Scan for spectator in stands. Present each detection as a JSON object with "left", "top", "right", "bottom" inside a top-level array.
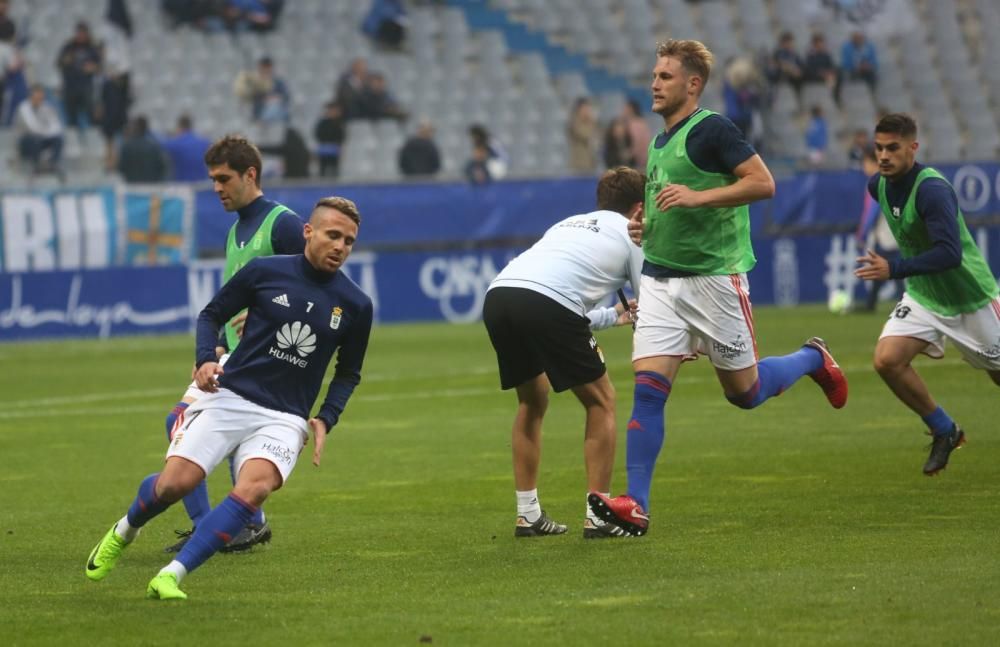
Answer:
[
  {"left": 362, "top": 0, "right": 406, "bottom": 50},
  {"left": 766, "top": 31, "right": 804, "bottom": 94},
  {"left": 723, "top": 56, "right": 762, "bottom": 145},
  {"left": 0, "top": 0, "right": 12, "bottom": 39},
  {"left": 804, "top": 105, "right": 828, "bottom": 166},
  {"left": 840, "top": 31, "right": 878, "bottom": 91},
  {"left": 360, "top": 71, "right": 406, "bottom": 121},
  {"left": 259, "top": 125, "right": 310, "bottom": 178},
  {"left": 621, "top": 98, "right": 650, "bottom": 169},
  {"left": 224, "top": 0, "right": 284, "bottom": 33},
  {"left": 56, "top": 21, "right": 102, "bottom": 131},
  {"left": 117, "top": 115, "right": 168, "bottom": 183},
  {"left": 162, "top": 114, "right": 211, "bottom": 181},
  {"left": 846, "top": 128, "right": 871, "bottom": 169},
  {"left": 469, "top": 123, "right": 508, "bottom": 179},
  {"left": 465, "top": 140, "right": 492, "bottom": 185},
  {"left": 99, "top": 0, "right": 133, "bottom": 171},
  {"left": 398, "top": 118, "right": 441, "bottom": 177},
  {"left": 803, "top": 33, "right": 837, "bottom": 89},
  {"left": 336, "top": 58, "right": 369, "bottom": 120},
  {"left": 161, "top": 0, "right": 224, "bottom": 31},
  {"left": 234, "top": 56, "right": 290, "bottom": 123},
  {"left": 0, "top": 0, "right": 23, "bottom": 126},
  {"left": 15, "top": 85, "right": 64, "bottom": 176},
  {"left": 566, "top": 97, "right": 598, "bottom": 174},
  {"left": 602, "top": 116, "right": 634, "bottom": 169},
  {"left": 314, "top": 100, "right": 345, "bottom": 177}
]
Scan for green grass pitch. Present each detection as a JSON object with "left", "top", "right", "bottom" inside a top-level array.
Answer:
[{"left": 1, "top": 305, "right": 997, "bottom": 645}]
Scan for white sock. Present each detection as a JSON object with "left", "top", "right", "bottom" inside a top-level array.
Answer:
[
  {"left": 586, "top": 492, "right": 610, "bottom": 524},
  {"left": 516, "top": 489, "right": 541, "bottom": 523},
  {"left": 159, "top": 560, "right": 188, "bottom": 583},
  {"left": 114, "top": 516, "right": 140, "bottom": 543}
]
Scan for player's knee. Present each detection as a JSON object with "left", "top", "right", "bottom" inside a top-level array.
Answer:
[
  {"left": 155, "top": 476, "right": 193, "bottom": 503},
  {"left": 234, "top": 481, "right": 273, "bottom": 507},
  {"left": 872, "top": 353, "right": 897, "bottom": 377}
]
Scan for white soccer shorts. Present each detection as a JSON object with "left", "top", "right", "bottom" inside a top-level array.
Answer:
[
  {"left": 633, "top": 273, "right": 758, "bottom": 370},
  {"left": 181, "top": 353, "right": 231, "bottom": 401},
  {"left": 880, "top": 292, "right": 1000, "bottom": 370},
  {"left": 166, "top": 388, "right": 309, "bottom": 485}
]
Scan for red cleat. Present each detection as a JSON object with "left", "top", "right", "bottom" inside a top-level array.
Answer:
[
  {"left": 587, "top": 493, "right": 649, "bottom": 536},
  {"left": 805, "top": 337, "right": 848, "bottom": 409}
]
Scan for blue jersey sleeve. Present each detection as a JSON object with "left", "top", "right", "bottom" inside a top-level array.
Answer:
[
  {"left": 272, "top": 211, "right": 306, "bottom": 255},
  {"left": 688, "top": 114, "right": 756, "bottom": 174},
  {"left": 888, "top": 178, "right": 962, "bottom": 278},
  {"left": 316, "top": 297, "right": 374, "bottom": 431},
  {"left": 195, "top": 260, "right": 261, "bottom": 366}
]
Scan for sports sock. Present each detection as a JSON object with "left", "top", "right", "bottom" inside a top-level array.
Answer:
[
  {"left": 516, "top": 489, "right": 541, "bottom": 523},
  {"left": 159, "top": 560, "right": 188, "bottom": 583},
  {"left": 164, "top": 401, "right": 188, "bottom": 441},
  {"left": 587, "top": 492, "right": 610, "bottom": 523},
  {"left": 126, "top": 473, "right": 172, "bottom": 528},
  {"left": 626, "top": 371, "right": 671, "bottom": 512},
  {"left": 174, "top": 493, "right": 256, "bottom": 573},
  {"left": 229, "top": 455, "right": 265, "bottom": 526},
  {"left": 726, "top": 348, "right": 823, "bottom": 409},
  {"left": 114, "top": 515, "right": 140, "bottom": 542},
  {"left": 922, "top": 406, "right": 955, "bottom": 436}
]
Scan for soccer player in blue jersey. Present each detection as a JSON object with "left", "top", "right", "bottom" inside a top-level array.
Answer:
[
  {"left": 589, "top": 40, "right": 848, "bottom": 536},
  {"left": 163, "top": 135, "right": 305, "bottom": 554},
  {"left": 855, "top": 113, "right": 1000, "bottom": 475},
  {"left": 86, "top": 197, "right": 373, "bottom": 600}
]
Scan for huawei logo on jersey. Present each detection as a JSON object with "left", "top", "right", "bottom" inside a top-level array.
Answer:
[{"left": 269, "top": 321, "right": 316, "bottom": 367}]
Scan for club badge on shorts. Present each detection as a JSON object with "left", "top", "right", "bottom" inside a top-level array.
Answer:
[{"left": 330, "top": 306, "right": 343, "bottom": 329}]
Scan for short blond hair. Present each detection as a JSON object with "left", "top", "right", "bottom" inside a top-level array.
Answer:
[
  {"left": 313, "top": 196, "right": 361, "bottom": 226},
  {"left": 656, "top": 39, "right": 714, "bottom": 92}
]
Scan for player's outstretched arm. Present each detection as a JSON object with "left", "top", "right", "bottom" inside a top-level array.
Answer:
[{"left": 308, "top": 418, "right": 328, "bottom": 466}]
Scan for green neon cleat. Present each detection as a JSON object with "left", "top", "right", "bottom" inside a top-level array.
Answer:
[
  {"left": 146, "top": 573, "right": 188, "bottom": 601},
  {"left": 85, "top": 524, "right": 129, "bottom": 581}
]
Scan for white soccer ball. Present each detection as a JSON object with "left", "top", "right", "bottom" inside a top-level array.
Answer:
[{"left": 827, "top": 289, "right": 851, "bottom": 314}]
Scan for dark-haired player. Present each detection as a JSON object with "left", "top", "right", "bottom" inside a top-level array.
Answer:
[
  {"left": 856, "top": 113, "right": 1000, "bottom": 475},
  {"left": 163, "top": 135, "right": 304, "bottom": 553},
  {"left": 86, "top": 198, "right": 373, "bottom": 600}
]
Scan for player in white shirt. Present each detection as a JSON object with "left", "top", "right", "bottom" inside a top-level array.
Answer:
[{"left": 483, "top": 166, "right": 644, "bottom": 539}]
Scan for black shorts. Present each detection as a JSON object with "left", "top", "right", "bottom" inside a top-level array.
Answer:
[{"left": 482, "top": 287, "right": 606, "bottom": 392}]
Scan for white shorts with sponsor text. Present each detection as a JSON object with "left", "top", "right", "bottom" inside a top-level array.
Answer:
[
  {"left": 879, "top": 292, "right": 1000, "bottom": 370},
  {"left": 166, "top": 388, "right": 309, "bottom": 485},
  {"left": 633, "top": 273, "right": 758, "bottom": 370}
]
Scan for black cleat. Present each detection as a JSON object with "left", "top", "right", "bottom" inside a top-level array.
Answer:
[
  {"left": 514, "top": 510, "right": 567, "bottom": 537},
  {"left": 164, "top": 528, "right": 194, "bottom": 553},
  {"left": 220, "top": 522, "right": 273, "bottom": 553},
  {"left": 923, "top": 425, "right": 965, "bottom": 476},
  {"left": 582, "top": 518, "right": 628, "bottom": 539}
]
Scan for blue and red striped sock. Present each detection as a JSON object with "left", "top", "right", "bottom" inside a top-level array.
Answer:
[
  {"left": 726, "top": 348, "right": 823, "bottom": 409},
  {"left": 174, "top": 493, "right": 257, "bottom": 573},
  {"left": 126, "top": 473, "right": 172, "bottom": 528},
  {"left": 625, "top": 371, "right": 672, "bottom": 511}
]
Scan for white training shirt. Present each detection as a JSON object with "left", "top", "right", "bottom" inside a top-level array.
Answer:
[{"left": 489, "top": 209, "right": 643, "bottom": 330}]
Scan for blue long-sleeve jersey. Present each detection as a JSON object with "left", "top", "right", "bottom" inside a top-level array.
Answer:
[
  {"left": 866, "top": 162, "right": 961, "bottom": 278},
  {"left": 196, "top": 255, "right": 373, "bottom": 431}
]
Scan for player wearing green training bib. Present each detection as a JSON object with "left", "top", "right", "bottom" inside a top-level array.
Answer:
[
  {"left": 589, "top": 40, "right": 849, "bottom": 537},
  {"left": 856, "top": 113, "right": 1000, "bottom": 476},
  {"left": 161, "top": 135, "right": 304, "bottom": 553}
]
